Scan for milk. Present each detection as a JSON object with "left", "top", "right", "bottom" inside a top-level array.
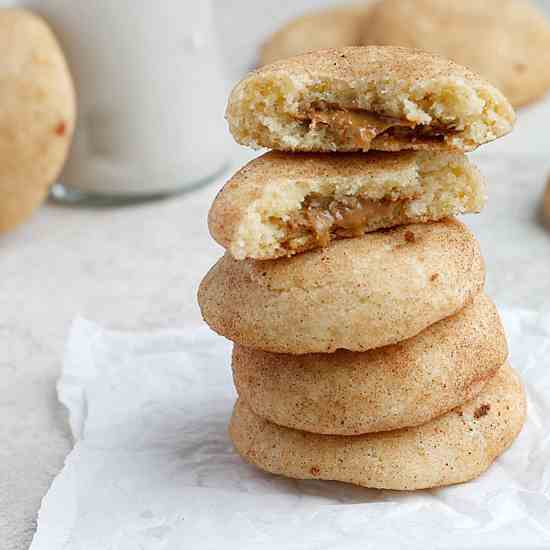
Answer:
[{"left": 21, "top": 0, "right": 230, "bottom": 197}]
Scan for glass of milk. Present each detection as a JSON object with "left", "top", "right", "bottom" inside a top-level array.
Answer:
[{"left": 20, "top": 0, "right": 231, "bottom": 203}]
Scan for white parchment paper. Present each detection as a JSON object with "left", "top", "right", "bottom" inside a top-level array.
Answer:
[{"left": 30, "top": 309, "right": 550, "bottom": 550}]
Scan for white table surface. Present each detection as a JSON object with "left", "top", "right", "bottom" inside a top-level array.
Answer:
[{"left": 3, "top": 1, "right": 550, "bottom": 547}]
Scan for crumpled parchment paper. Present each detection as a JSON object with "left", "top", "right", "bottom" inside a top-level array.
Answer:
[{"left": 30, "top": 308, "right": 550, "bottom": 549}]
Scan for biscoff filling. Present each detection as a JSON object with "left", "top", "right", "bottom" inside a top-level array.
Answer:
[
  {"left": 295, "top": 103, "right": 458, "bottom": 148},
  {"left": 280, "top": 193, "right": 411, "bottom": 249}
]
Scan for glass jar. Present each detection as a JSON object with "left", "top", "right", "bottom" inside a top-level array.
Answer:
[{"left": 21, "top": 0, "right": 230, "bottom": 204}]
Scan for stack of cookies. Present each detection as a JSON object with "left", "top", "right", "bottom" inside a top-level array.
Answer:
[{"left": 198, "top": 47, "right": 527, "bottom": 490}]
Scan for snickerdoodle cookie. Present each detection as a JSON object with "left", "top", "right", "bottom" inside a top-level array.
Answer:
[
  {"left": 227, "top": 46, "right": 515, "bottom": 153},
  {"left": 209, "top": 150, "right": 485, "bottom": 260},
  {"left": 260, "top": 5, "right": 369, "bottom": 66},
  {"left": 230, "top": 363, "right": 526, "bottom": 490},
  {"left": 198, "top": 219, "right": 485, "bottom": 354},
  {"left": 232, "top": 294, "right": 507, "bottom": 435},
  {"left": 0, "top": 9, "right": 75, "bottom": 234},
  {"left": 361, "top": 0, "right": 550, "bottom": 108}
]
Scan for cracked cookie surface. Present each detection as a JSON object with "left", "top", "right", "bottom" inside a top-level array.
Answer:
[
  {"left": 232, "top": 294, "right": 507, "bottom": 435},
  {"left": 230, "top": 363, "right": 526, "bottom": 490},
  {"left": 199, "top": 219, "right": 485, "bottom": 354}
]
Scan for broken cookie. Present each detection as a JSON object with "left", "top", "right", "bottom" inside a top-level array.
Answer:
[
  {"left": 226, "top": 46, "right": 515, "bottom": 153},
  {"left": 209, "top": 150, "right": 485, "bottom": 260}
]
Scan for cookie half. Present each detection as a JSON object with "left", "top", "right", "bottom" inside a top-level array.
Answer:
[
  {"left": 0, "top": 9, "right": 76, "bottom": 234},
  {"left": 230, "top": 363, "right": 526, "bottom": 491},
  {"left": 226, "top": 46, "right": 515, "bottom": 153},
  {"left": 209, "top": 150, "right": 485, "bottom": 260},
  {"left": 233, "top": 294, "right": 507, "bottom": 435},
  {"left": 362, "top": 0, "right": 550, "bottom": 108},
  {"left": 198, "top": 219, "right": 485, "bottom": 354},
  {"left": 260, "top": 5, "right": 369, "bottom": 67}
]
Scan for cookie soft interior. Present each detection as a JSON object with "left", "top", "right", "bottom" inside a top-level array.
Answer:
[
  {"left": 223, "top": 152, "right": 485, "bottom": 260},
  {"left": 293, "top": 100, "right": 461, "bottom": 150},
  {"left": 227, "top": 47, "right": 515, "bottom": 153}
]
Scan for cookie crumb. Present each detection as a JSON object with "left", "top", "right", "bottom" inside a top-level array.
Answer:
[
  {"left": 430, "top": 273, "right": 439, "bottom": 282},
  {"left": 404, "top": 230, "right": 415, "bottom": 243},
  {"left": 474, "top": 404, "right": 491, "bottom": 419},
  {"left": 310, "top": 466, "right": 321, "bottom": 476}
]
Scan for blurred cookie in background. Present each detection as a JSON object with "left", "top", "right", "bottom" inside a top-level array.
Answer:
[
  {"left": 260, "top": 4, "right": 369, "bottom": 66},
  {"left": 0, "top": 9, "right": 75, "bottom": 235},
  {"left": 361, "top": 0, "right": 550, "bottom": 108}
]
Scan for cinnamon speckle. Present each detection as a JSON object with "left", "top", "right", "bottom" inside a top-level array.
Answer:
[
  {"left": 514, "top": 63, "right": 527, "bottom": 73},
  {"left": 430, "top": 273, "right": 439, "bottom": 282},
  {"left": 474, "top": 404, "right": 491, "bottom": 419},
  {"left": 404, "top": 230, "right": 415, "bottom": 243},
  {"left": 55, "top": 122, "right": 67, "bottom": 136}
]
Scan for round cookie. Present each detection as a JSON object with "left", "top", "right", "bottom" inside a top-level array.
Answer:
[
  {"left": 230, "top": 363, "right": 526, "bottom": 491},
  {"left": 260, "top": 5, "right": 369, "bottom": 67},
  {"left": 232, "top": 294, "right": 507, "bottom": 435},
  {"left": 0, "top": 9, "right": 76, "bottom": 235},
  {"left": 198, "top": 218, "right": 485, "bottom": 354},
  {"left": 227, "top": 46, "right": 515, "bottom": 154},
  {"left": 361, "top": 0, "right": 550, "bottom": 108}
]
